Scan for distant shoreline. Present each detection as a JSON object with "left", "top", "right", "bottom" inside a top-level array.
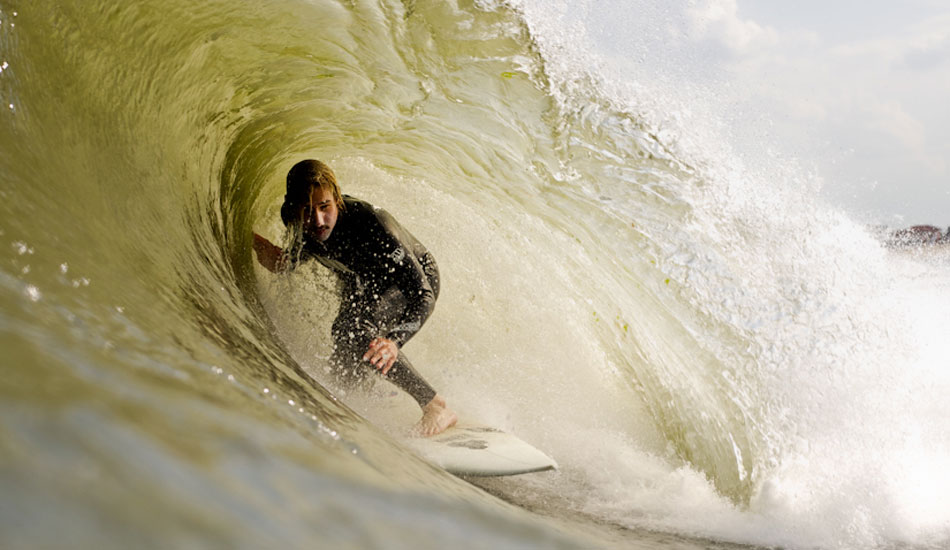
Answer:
[{"left": 876, "top": 224, "right": 950, "bottom": 248}]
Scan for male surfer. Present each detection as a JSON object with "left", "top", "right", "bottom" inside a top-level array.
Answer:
[{"left": 252, "top": 159, "right": 458, "bottom": 437}]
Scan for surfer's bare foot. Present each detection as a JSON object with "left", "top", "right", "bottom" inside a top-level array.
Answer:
[{"left": 413, "top": 394, "right": 457, "bottom": 437}]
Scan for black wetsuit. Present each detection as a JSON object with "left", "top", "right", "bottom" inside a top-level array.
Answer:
[{"left": 294, "top": 196, "right": 439, "bottom": 406}]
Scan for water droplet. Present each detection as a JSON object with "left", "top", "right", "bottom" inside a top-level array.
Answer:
[
  {"left": 25, "top": 285, "right": 40, "bottom": 301},
  {"left": 12, "top": 241, "right": 32, "bottom": 255}
]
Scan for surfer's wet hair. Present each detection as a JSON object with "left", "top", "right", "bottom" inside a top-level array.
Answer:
[{"left": 280, "top": 159, "right": 345, "bottom": 226}]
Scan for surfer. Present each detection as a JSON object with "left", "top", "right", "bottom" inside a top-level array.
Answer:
[{"left": 252, "top": 159, "right": 458, "bottom": 437}]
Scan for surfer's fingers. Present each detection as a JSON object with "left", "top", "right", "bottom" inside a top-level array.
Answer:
[
  {"left": 366, "top": 347, "right": 386, "bottom": 367},
  {"left": 378, "top": 350, "right": 395, "bottom": 370},
  {"left": 363, "top": 338, "right": 397, "bottom": 373},
  {"left": 367, "top": 346, "right": 395, "bottom": 372},
  {"left": 362, "top": 339, "right": 382, "bottom": 361}
]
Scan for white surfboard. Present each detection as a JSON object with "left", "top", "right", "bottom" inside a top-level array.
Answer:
[{"left": 405, "top": 423, "right": 557, "bottom": 476}]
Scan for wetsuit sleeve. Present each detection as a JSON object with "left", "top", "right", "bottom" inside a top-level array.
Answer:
[{"left": 373, "top": 209, "right": 437, "bottom": 348}]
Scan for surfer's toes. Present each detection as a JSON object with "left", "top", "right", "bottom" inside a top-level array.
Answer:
[
  {"left": 435, "top": 409, "right": 458, "bottom": 435},
  {"left": 420, "top": 410, "right": 457, "bottom": 437},
  {"left": 415, "top": 397, "right": 458, "bottom": 437}
]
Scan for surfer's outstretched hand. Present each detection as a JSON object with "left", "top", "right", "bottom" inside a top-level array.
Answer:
[
  {"left": 252, "top": 233, "right": 283, "bottom": 272},
  {"left": 363, "top": 337, "right": 398, "bottom": 374}
]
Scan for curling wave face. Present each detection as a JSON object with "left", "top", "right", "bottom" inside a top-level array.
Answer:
[{"left": 3, "top": 1, "right": 950, "bottom": 549}]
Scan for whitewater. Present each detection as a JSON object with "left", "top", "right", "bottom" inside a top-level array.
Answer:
[{"left": 2, "top": 0, "right": 950, "bottom": 548}]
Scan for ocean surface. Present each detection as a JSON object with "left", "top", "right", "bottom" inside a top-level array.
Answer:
[{"left": 2, "top": 0, "right": 950, "bottom": 548}]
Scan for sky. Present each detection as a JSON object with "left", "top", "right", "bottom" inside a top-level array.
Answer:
[{"left": 584, "top": 0, "right": 950, "bottom": 226}]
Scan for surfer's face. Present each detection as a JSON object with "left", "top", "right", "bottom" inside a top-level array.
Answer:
[{"left": 302, "top": 186, "right": 339, "bottom": 242}]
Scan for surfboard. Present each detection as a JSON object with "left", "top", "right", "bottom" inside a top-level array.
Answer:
[{"left": 405, "top": 423, "right": 557, "bottom": 476}]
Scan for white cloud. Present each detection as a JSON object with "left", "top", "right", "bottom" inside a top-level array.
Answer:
[
  {"left": 897, "top": 17, "right": 950, "bottom": 71},
  {"left": 584, "top": 0, "right": 950, "bottom": 220},
  {"left": 828, "top": 12, "right": 950, "bottom": 71},
  {"left": 685, "top": 0, "right": 779, "bottom": 53},
  {"left": 899, "top": 42, "right": 950, "bottom": 71},
  {"left": 863, "top": 98, "right": 928, "bottom": 152}
]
